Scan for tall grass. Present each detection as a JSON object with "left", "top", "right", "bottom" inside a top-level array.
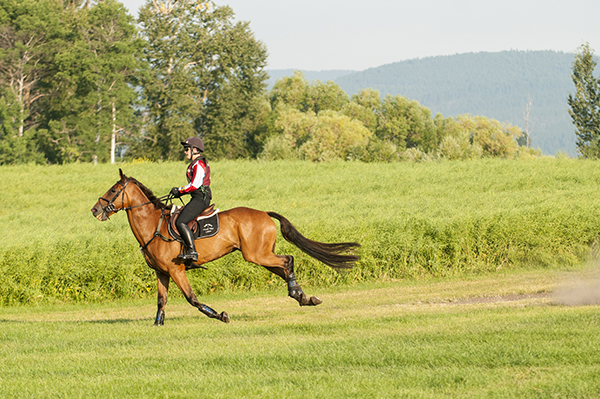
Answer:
[{"left": 2, "top": 158, "right": 600, "bottom": 304}]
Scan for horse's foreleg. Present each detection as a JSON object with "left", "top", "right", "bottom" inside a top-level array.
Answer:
[
  {"left": 170, "top": 269, "right": 230, "bottom": 323},
  {"left": 154, "top": 271, "right": 170, "bottom": 326}
]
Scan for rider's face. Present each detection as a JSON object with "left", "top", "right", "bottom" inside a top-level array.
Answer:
[{"left": 184, "top": 146, "right": 192, "bottom": 160}]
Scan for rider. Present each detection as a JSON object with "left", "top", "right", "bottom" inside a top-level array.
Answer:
[{"left": 170, "top": 136, "right": 212, "bottom": 262}]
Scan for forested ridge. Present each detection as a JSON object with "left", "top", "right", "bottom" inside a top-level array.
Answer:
[{"left": 270, "top": 51, "right": 585, "bottom": 156}]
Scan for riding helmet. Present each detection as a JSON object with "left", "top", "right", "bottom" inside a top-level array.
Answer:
[{"left": 181, "top": 136, "right": 204, "bottom": 152}]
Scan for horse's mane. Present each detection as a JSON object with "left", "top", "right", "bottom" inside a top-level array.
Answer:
[{"left": 128, "top": 176, "right": 169, "bottom": 210}]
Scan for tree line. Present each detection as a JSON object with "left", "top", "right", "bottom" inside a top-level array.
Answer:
[{"left": 0, "top": 0, "right": 542, "bottom": 165}]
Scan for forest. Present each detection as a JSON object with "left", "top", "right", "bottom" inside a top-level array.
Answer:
[{"left": 0, "top": 0, "right": 546, "bottom": 165}]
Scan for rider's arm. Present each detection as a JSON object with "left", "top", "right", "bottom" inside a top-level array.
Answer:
[{"left": 179, "top": 161, "right": 206, "bottom": 194}]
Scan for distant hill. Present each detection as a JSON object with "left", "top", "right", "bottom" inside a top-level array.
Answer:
[{"left": 268, "top": 51, "right": 581, "bottom": 156}]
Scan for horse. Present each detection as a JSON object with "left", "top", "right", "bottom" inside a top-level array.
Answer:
[{"left": 91, "top": 169, "right": 360, "bottom": 325}]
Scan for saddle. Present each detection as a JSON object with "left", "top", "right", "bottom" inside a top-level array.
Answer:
[{"left": 168, "top": 204, "right": 220, "bottom": 242}]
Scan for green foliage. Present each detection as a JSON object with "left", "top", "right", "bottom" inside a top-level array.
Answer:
[
  {"left": 568, "top": 43, "right": 600, "bottom": 158},
  {"left": 0, "top": 127, "right": 45, "bottom": 165},
  {"left": 1, "top": 159, "right": 600, "bottom": 304},
  {"left": 262, "top": 107, "right": 372, "bottom": 161},
  {"left": 342, "top": 88, "right": 380, "bottom": 131},
  {"left": 0, "top": 0, "right": 143, "bottom": 164},
  {"left": 48, "top": 0, "right": 143, "bottom": 163},
  {"left": 0, "top": 0, "right": 66, "bottom": 162},
  {"left": 455, "top": 114, "right": 522, "bottom": 158},
  {"left": 264, "top": 72, "right": 527, "bottom": 162},
  {"left": 137, "top": 0, "right": 268, "bottom": 160},
  {"left": 269, "top": 71, "right": 349, "bottom": 115},
  {"left": 269, "top": 70, "right": 311, "bottom": 111},
  {"left": 377, "top": 94, "right": 438, "bottom": 151}
]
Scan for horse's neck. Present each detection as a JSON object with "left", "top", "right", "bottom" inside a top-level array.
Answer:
[{"left": 125, "top": 185, "right": 162, "bottom": 245}]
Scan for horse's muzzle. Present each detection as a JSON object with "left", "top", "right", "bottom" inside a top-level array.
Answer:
[{"left": 91, "top": 205, "right": 109, "bottom": 221}]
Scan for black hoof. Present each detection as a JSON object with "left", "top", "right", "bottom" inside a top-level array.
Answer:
[
  {"left": 292, "top": 292, "right": 322, "bottom": 307},
  {"left": 309, "top": 296, "right": 322, "bottom": 306},
  {"left": 219, "top": 312, "right": 230, "bottom": 323}
]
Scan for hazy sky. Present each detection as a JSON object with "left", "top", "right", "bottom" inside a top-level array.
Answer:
[{"left": 119, "top": 0, "right": 600, "bottom": 71}]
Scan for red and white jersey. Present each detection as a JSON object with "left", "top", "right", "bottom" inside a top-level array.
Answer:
[{"left": 179, "top": 158, "right": 210, "bottom": 194}]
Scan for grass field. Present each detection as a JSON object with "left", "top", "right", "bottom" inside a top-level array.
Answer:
[
  {"left": 2, "top": 158, "right": 600, "bottom": 304},
  {"left": 2, "top": 159, "right": 600, "bottom": 397},
  {"left": 1, "top": 269, "right": 600, "bottom": 398}
]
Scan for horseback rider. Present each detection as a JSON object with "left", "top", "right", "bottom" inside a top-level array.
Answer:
[{"left": 170, "top": 136, "right": 212, "bottom": 263}]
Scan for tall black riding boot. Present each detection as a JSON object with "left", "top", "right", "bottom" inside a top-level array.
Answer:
[{"left": 177, "top": 224, "right": 198, "bottom": 262}]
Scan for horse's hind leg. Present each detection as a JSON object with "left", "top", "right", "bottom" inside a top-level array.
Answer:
[
  {"left": 169, "top": 269, "right": 230, "bottom": 323},
  {"left": 284, "top": 256, "right": 322, "bottom": 306},
  {"left": 262, "top": 255, "right": 321, "bottom": 307}
]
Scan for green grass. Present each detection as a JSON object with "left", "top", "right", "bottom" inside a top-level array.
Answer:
[
  {"left": 2, "top": 158, "right": 600, "bottom": 304},
  {"left": 1, "top": 270, "right": 599, "bottom": 398}
]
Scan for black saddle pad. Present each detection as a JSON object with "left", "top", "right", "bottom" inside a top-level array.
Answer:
[
  {"left": 196, "top": 213, "right": 219, "bottom": 239},
  {"left": 168, "top": 212, "right": 219, "bottom": 242}
]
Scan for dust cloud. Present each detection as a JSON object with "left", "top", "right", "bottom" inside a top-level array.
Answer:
[{"left": 554, "top": 263, "right": 600, "bottom": 306}]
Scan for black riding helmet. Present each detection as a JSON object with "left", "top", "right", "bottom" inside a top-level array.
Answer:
[{"left": 181, "top": 136, "right": 204, "bottom": 152}]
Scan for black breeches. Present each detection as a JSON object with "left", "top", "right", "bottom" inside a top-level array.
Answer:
[{"left": 176, "top": 196, "right": 210, "bottom": 234}]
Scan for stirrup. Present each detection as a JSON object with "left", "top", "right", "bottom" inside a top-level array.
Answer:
[
  {"left": 177, "top": 251, "right": 198, "bottom": 262},
  {"left": 187, "top": 251, "right": 198, "bottom": 262}
]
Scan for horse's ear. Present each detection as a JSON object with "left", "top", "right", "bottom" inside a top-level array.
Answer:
[{"left": 119, "top": 168, "right": 125, "bottom": 181}]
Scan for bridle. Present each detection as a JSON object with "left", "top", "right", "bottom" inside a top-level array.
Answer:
[
  {"left": 96, "top": 178, "right": 160, "bottom": 219},
  {"left": 97, "top": 178, "right": 175, "bottom": 251}
]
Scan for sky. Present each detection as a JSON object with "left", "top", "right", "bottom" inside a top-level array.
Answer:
[{"left": 118, "top": 0, "right": 600, "bottom": 71}]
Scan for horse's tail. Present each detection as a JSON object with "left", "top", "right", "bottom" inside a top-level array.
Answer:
[{"left": 267, "top": 212, "right": 360, "bottom": 270}]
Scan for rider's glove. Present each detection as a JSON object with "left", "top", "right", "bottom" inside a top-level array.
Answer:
[{"left": 170, "top": 187, "right": 182, "bottom": 198}]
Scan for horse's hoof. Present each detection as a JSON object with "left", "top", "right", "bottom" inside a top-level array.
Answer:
[
  {"left": 309, "top": 296, "right": 322, "bottom": 306},
  {"left": 220, "top": 312, "right": 230, "bottom": 323}
]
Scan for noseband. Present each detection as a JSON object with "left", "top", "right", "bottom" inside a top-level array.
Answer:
[{"left": 97, "top": 178, "right": 131, "bottom": 217}]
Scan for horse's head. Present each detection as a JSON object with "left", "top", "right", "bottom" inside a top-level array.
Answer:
[{"left": 91, "top": 169, "right": 131, "bottom": 221}]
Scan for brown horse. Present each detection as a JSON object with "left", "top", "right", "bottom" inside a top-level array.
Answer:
[{"left": 91, "top": 170, "right": 360, "bottom": 325}]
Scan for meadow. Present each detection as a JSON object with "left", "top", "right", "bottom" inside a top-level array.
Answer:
[
  {"left": 2, "top": 158, "right": 600, "bottom": 397},
  {"left": 2, "top": 158, "right": 600, "bottom": 304},
  {"left": 1, "top": 270, "right": 599, "bottom": 398}
]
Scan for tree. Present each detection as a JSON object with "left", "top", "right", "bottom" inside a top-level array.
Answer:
[
  {"left": 435, "top": 115, "right": 482, "bottom": 160},
  {"left": 455, "top": 115, "right": 522, "bottom": 158},
  {"left": 270, "top": 72, "right": 349, "bottom": 115},
  {"left": 261, "top": 107, "right": 372, "bottom": 162},
  {"left": 0, "top": 89, "right": 45, "bottom": 164},
  {"left": 307, "top": 80, "right": 348, "bottom": 114},
  {"left": 299, "top": 110, "right": 371, "bottom": 162},
  {"left": 269, "top": 70, "right": 310, "bottom": 112},
  {"left": 138, "top": 0, "right": 268, "bottom": 160},
  {"left": 376, "top": 95, "right": 437, "bottom": 151},
  {"left": 45, "top": 0, "right": 143, "bottom": 163},
  {"left": 568, "top": 42, "right": 600, "bottom": 158},
  {"left": 342, "top": 88, "right": 380, "bottom": 131},
  {"left": 0, "top": 0, "right": 66, "bottom": 163}
]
